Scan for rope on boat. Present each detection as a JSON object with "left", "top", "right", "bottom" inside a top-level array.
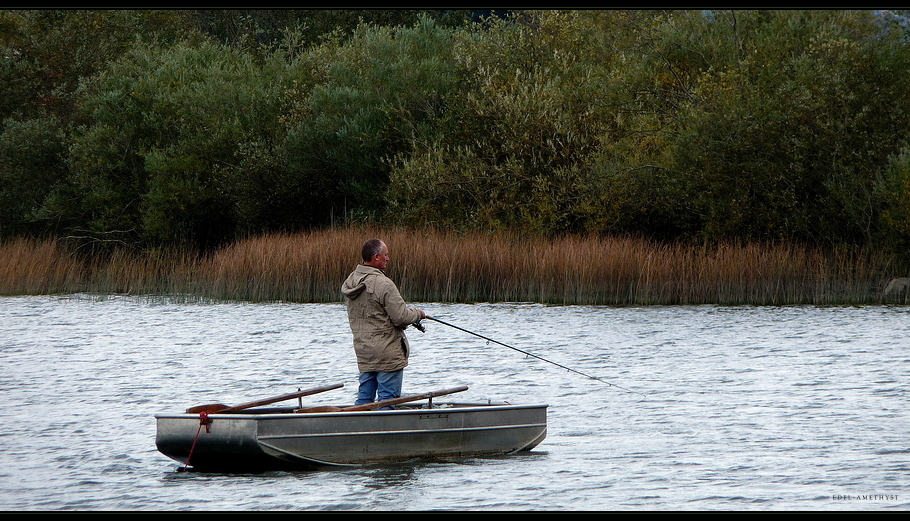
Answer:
[{"left": 180, "top": 411, "right": 212, "bottom": 472}]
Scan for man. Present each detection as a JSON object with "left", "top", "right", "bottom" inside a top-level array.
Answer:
[{"left": 341, "top": 238, "right": 426, "bottom": 406}]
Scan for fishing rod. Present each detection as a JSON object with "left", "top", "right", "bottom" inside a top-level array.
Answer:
[{"left": 423, "top": 316, "right": 645, "bottom": 396}]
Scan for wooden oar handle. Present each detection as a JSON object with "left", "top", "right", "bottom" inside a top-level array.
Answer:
[
  {"left": 329, "top": 385, "right": 469, "bottom": 412},
  {"left": 186, "top": 383, "right": 344, "bottom": 413},
  {"left": 185, "top": 403, "right": 228, "bottom": 413}
]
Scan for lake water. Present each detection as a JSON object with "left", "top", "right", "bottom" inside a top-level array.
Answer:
[{"left": 1, "top": 295, "right": 907, "bottom": 511}]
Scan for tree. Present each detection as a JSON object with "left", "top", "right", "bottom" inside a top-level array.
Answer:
[
  {"left": 386, "top": 10, "right": 618, "bottom": 234},
  {"left": 282, "top": 16, "right": 460, "bottom": 219},
  {"left": 0, "top": 10, "right": 187, "bottom": 125},
  {"left": 0, "top": 116, "right": 67, "bottom": 237},
  {"left": 66, "top": 39, "right": 297, "bottom": 248},
  {"left": 586, "top": 10, "right": 910, "bottom": 245}
]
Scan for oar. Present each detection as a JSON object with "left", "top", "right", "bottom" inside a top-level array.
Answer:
[
  {"left": 186, "top": 383, "right": 344, "bottom": 413},
  {"left": 294, "top": 385, "right": 469, "bottom": 413}
]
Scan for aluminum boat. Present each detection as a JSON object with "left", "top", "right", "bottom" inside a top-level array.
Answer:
[{"left": 155, "top": 385, "right": 547, "bottom": 472}]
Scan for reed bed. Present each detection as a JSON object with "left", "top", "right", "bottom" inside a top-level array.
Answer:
[
  {"left": 0, "top": 238, "right": 84, "bottom": 295},
  {"left": 0, "top": 229, "right": 904, "bottom": 305}
]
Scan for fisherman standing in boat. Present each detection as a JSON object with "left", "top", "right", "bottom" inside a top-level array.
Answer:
[{"left": 342, "top": 238, "right": 426, "bottom": 407}]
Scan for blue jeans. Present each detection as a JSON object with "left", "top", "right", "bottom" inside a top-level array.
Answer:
[{"left": 355, "top": 370, "right": 403, "bottom": 408}]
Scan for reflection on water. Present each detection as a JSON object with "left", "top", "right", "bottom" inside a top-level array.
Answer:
[
  {"left": 357, "top": 465, "right": 419, "bottom": 490},
  {"left": 0, "top": 295, "right": 908, "bottom": 510}
]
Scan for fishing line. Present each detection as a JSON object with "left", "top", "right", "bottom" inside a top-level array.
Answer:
[{"left": 424, "top": 316, "right": 645, "bottom": 396}]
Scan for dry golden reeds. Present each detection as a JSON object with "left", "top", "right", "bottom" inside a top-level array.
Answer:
[
  {"left": 0, "top": 237, "right": 84, "bottom": 295},
  {"left": 0, "top": 229, "right": 902, "bottom": 305}
]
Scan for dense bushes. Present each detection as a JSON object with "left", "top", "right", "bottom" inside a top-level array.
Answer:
[{"left": 1, "top": 10, "right": 910, "bottom": 252}]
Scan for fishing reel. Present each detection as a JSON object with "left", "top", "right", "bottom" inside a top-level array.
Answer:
[{"left": 412, "top": 320, "right": 426, "bottom": 333}]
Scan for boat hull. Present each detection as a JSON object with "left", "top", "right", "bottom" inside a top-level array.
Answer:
[{"left": 155, "top": 403, "right": 547, "bottom": 472}]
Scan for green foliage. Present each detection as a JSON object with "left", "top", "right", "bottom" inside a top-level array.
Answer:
[
  {"left": 182, "top": 9, "right": 470, "bottom": 53},
  {"left": 878, "top": 147, "right": 910, "bottom": 250},
  {"left": 0, "top": 10, "right": 187, "bottom": 123},
  {"left": 68, "top": 39, "right": 298, "bottom": 247},
  {"left": 595, "top": 10, "right": 910, "bottom": 245},
  {"left": 283, "top": 16, "right": 459, "bottom": 215},
  {"left": 2, "top": 9, "right": 910, "bottom": 251},
  {"left": 386, "top": 11, "right": 615, "bottom": 234},
  {"left": 0, "top": 116, "right": 67, "bottom": 237}
]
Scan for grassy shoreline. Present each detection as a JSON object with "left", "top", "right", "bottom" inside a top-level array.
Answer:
[{"left": 1, "top": 228, "right": 907, "bottom": 305}]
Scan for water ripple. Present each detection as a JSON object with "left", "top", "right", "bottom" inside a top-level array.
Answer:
[{"left": 0, "top": 296, "right": 907, "bottom": 510}]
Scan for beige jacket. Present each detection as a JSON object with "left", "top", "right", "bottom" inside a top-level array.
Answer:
[{"left": 341, "top": 265, "right": 422, "bottom": 373}]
